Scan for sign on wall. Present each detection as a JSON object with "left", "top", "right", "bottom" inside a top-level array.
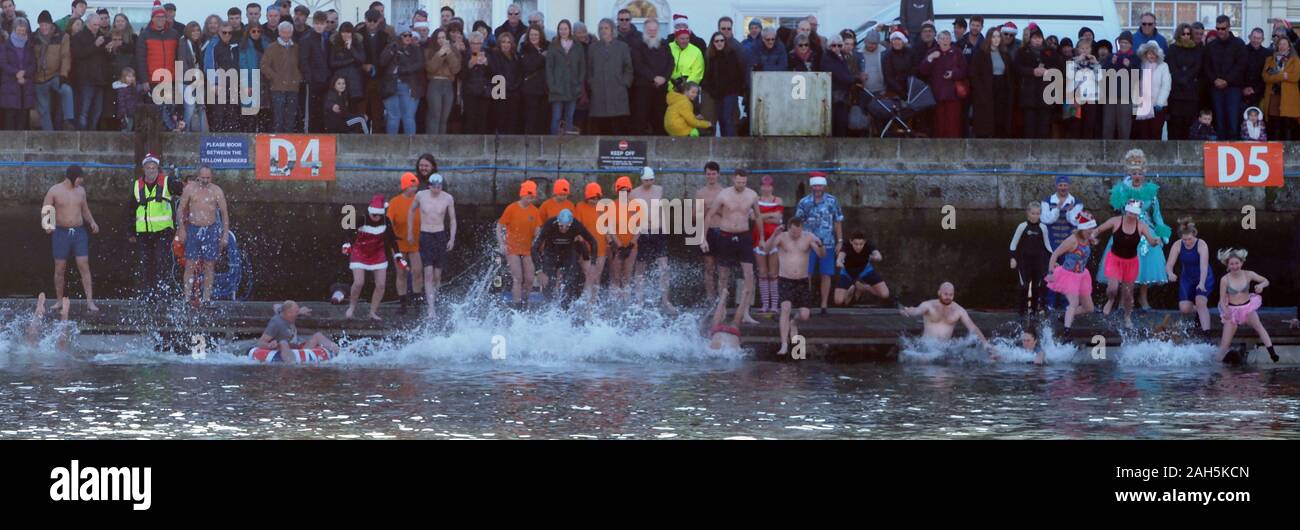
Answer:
[
  {"left": 598, "top": 139, "right": 648, "bottom": 170},
  {"left": 199, "top": 136, "right": 251, "bottom": 169},
  {"left": 255, "top": 134, "right": 337, "bottom": 181},
  {"left": 1203, "top": 142, "right": 1284, "bottom": 188}
]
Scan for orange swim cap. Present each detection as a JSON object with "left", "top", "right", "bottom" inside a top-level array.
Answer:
[
  {"left": 554, "top": 178, "right": 570, "bottom": 195},
  {"left": 400, "top": 172, "right": 419, "bottom": 191},
  {"left": 585, "top": 182, "right": 602, "bottom": 200},
  {"left": 519, "top": 180, "right": 538, "bottom": 197},
  {"left": 615, "top": 176, "right": 632, "bottom": 191}
]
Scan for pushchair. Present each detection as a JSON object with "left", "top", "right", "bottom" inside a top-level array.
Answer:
[{"left": 862, "top": 76, "right": 936, "bottom": 137}]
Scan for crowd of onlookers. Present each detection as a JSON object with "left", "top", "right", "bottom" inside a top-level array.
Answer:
[{"left": 0, "top": 1, "right": 1291, "bottom": 140}]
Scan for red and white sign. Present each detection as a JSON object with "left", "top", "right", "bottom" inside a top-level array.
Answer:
[
  {"left": 255, "top": 134, "right": 337, "bottom": 181},
  {"left": 1203, "top": 142, "right": 1284, "bottom": 187}
]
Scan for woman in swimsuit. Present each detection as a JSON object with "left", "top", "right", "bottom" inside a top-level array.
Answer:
[
  {"left": 1095, "top": 200, "right": 1162, "bottom": 328},
  {"left": 1164, "top": 218, "right": 1215, "bottom": 336},
  {"left": 752, "top": 176, "right": 784, "bottom": 314},
  {"left": 1216, "top": 248, "right": 1279, "bottom": 364},
  {"left": 1045, "top": 211, "right": 1099, "bottom": 334}
]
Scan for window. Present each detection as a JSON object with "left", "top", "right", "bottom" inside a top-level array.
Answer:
[{"left": 1116, "top": 1, "right": 1243, "bottom": 36}]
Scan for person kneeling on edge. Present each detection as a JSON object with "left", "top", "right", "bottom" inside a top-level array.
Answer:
[
  {"left": 900, "top": 282, "right": 997, "bottom": 359},
  {"left": 834, "top": 232, "right": 891, "bottom": 307},
  {"left": 763, "top": 218, "right": 824, "bottom": 356},
  {"left": 1046, "top": 211, "right": 1099, "bottom": 336},
  {"left": 533, "top": 208, "right": 599, "bottom": 308},
  {"left": 1216, "top": 248, "right": 1279, "bottom": 364},
  {"left": 255, "top": 301, "right": 340, "bottom": 362},
  {"left": 705, "top": 286, "right": 743, "bottom": 351},
  {"left": 342, "top": 194, "right": 408, "bottom": 320},
  {"left": 498, "top": 181, "right": 543, "bottom": 308}
]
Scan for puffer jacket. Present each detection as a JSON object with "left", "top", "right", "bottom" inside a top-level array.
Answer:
[
  {"left": 135, "top": 21, "right": 180, "bottom": 86},
  {"left": 33, "top": 27, "right": 71, "bottom": 83},
  {"left": 379, "top": 41, "right": 426, "bottom": 98},
  {"left": 665, "top": 89, "right": 709, "bottom": 136}
]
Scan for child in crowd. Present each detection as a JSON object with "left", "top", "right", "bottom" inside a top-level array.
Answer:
[
  {"left": 1189, "top": 109, "right": 1217, "bottom": 140},
  {"left": 1009, "top": 202, "right": 1053, "bottom": 315},
  {"left": 1240, "top": 106, "right": 1267, "bottom": 141},
  {"left": 113, "top": 67, "right": 145, "bottom": 132}
]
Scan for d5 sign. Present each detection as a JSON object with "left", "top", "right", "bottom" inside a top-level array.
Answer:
[{"left": 1203, "top": 142, "right": 1284, "bottom": 187}]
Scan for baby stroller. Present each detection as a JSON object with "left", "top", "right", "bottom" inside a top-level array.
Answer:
[{"left": 862, "top": 76, "right": 936, "bottom": 137}]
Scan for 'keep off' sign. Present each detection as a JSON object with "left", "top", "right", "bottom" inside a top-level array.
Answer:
[{"left": 1203, "top": 142, "right": 1284, "bottom": 187}]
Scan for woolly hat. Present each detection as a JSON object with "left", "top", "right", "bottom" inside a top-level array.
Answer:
[{"left": 151, "top": 0, "right": 165, "bottom": 18}]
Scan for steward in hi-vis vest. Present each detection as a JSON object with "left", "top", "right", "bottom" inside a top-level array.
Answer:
[{"left": 129, "top": 153, "right": 183, "bottom": 299}]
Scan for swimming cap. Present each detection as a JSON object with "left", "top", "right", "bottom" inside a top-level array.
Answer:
[
  {"left": 585, "top": 182, "right": 603, "bottom": 200},
  {"left": 641, "top": 167, "right": 656, "bottom": 181},
  {"left": 557, "top": 209, "right": 574, "bottom": 225},
  {"left": 554, "top": 178, "right": 571, "bottom": 195},
  {"left": 615, "top": 176, "right": 633, "bottom": 191},
  {"left": 400, "top": 172, "right": 419, "bottom": 190},
  {"left": 519, "top": 180, "right": 538, "bottom": 197},
  {"left": 428, "top": 173, "right": 444, "bottom": 186}
]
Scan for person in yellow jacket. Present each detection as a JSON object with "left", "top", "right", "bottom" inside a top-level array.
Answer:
[
  {"left": 668, "top": 28, "right": 704, "bottom": 91},
  {"left": 1261, "top": 37, "right": 1300, "bottom": 139},
  {"left": 129, "top": 153, "right": 183, "bottom": 300},
  {"left": 665, "top": 78, "right": 711, "bottom": 136}
]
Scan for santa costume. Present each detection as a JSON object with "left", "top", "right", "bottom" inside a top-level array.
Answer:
[{"left": 346, "top": 194, "right": 403, "bottom": 271}]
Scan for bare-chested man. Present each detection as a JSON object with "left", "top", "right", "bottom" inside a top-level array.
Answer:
[
  {"left": 177, "top": 165, "right": 231, "bottom": 305},
  {"left": 701, "top": 168, "right": 763, "bottom": 325},
  {"left": 630, "top": 167, "right": 675, "bottom": 312},
  {"left": 41, "top": 165, "right": 99, "bottom": 312},
  {"left": 899, "top": 282, "right": 996, "bottom": 357},
  {"left": 407, "top": 173, "right": 457, "bottom": 318},
  {"left": 763, "top": 217, "right": 823, "bottom": 355},
  {"left": 694, "top": 161, "right": 724, "bottom": 301}
]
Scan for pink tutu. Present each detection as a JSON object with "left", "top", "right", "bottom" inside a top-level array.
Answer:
[
  {"left": 1048, "top": 266, "right": 1093, "bottom": 297},
  {"left": 1221, "top": 294, "right": 1263, "bottom": 325}
]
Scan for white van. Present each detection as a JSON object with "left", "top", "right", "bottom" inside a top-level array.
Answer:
[{"left": 860, "top": 1, "right": 1124, "bottom": 45}]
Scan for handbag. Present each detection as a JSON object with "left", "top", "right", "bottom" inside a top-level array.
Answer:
[{"left": 954, "top": 79, "right": 970, "bottom": 100}]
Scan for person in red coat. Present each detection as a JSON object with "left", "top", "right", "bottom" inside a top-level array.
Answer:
[{"left": 919, "top": 30, "right": 968, "bottom": 137}]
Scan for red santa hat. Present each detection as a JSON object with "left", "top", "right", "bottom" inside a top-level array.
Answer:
[
  {"left": 673, "top": 13, "right": 689, "bottom": 28},
  {"left": 142, "top": 153, "right": 161, "bottom": 166},
  {"left": 1001, "top": 21, "right": 1017, "bottom": 33},
  {"left": 368, "top": 194, "right": 388, "bottom": 215},
  {"left": 1074, "top": 211, "right": 1097, "bottom": 230},
  {"left": 151, "top": 0, "right": 165, "bottom": 18}
]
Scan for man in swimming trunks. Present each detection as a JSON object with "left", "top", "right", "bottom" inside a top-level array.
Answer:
[
  {"left": 899, "top": 282, "right": 995, "bottom": 357},
  {"left": 177, "top": 165, "right": 231, "bottom": 306},
  {"left": 536, "top": 178, "right": 576, "bottom": 293},
  {"left": 763, "top": 218, "right": 823, "bottom": 355},
  {"left": 630, "top": 167, "right": 675, "bottom": 312},
  {"left": 388, "top": 172, "right": 423, "bottom": 315},
  {"left": 42, "top": 165, "right": 100, "bottom": 312},
  {"left": 793, "top": 172, "right": 843, "bottom": 316},
  {"left": 255, "top": 300, "right": 340, "bottom": 362},
  {"left": 834, "top": 232, "right": 890, "bottom": 306},
  {"left": 407, "top": 172, "right": 457, "bottom": 318},
  {"left": 694, "top": 161, "right": 724, "bottom": 301},
  {"left": 497, "top": 181, "right": 543, "bottom": 308},
  {"left": 533, "top": 209, "right": 599, "bottom": 308},
  {"left": 701, "top": 168, "right": 762, "bottom": 325}
]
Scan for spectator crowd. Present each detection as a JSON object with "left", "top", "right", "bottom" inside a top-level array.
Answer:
[{"left": 0, "top": 1, "right": 1290, "bottom": 141}]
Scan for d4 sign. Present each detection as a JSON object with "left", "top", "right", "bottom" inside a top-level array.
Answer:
[{"left": 1203, "top": 142, "right": 1284, "bottom": 187}]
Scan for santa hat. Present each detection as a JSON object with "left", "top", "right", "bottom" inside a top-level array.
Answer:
[
  {"left": 368, "top": 194, "right": 388, "bottom": 215},
  {"left": 1001, "top": 21, "right": 1017, "bottom": 32},
  {"left": 142, "top": 153, "right": 161, "bottom": 166},
  {"left": 1124, "top": 199, "right": 1143, "bottom": 215},
  {"left": 1074, "top": 211, "right": 1097, "bottom": 230},
  {"left": 889, "top": 31, "right": 908, "bottom": 43},
  {"left": 151, "top": 0, "right": 165, "bottom": 18},
  {"left": 808, "top": 172, "right": 828, "bottom": 187},
  {"left": 673, "top": 13, "right": 689, "bottom": 27}
]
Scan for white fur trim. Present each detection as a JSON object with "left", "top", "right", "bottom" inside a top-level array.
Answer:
[
  {"left": 349, "top": 261, "right": 390, "bottom": 271},
  {"left": 359, "top": 224, "right": 387, "bottom": 235},
  {"left": 809, "top": 176, "right": 828, "bottom": 186}
]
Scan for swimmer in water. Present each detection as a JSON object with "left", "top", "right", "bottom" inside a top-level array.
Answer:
[
  {"left": 706, "top": 287, "right": 743, "bottom": 350},
  {"left": 1021, "top": 327, "right": 1046, "bottom": 365},
  {"left": 1215, "top": 248, "right": 1278, "bottom": 364},
  {"left": 899, "top": 282, "right": 996, "bottom": 358}
]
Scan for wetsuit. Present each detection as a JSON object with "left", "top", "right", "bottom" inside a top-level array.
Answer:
[
  {"left": 1009, "top": 220, "right": 1052, "bottom": 314},
  {"left": 532, "top": 217, "right": 598, "bottom": 306}
]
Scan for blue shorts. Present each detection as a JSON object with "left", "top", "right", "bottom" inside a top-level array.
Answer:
[
  {"left": 419, "top": 230, "right": 449, "bottom": 270},
  {"left": 51, "top": 226, "right": 88, "bottom": 260},
  {"left": 836, "top": 267, "right": 884, "bottom": 289},
  {"left": 808, "top": 248, "right": 835, "bottom": 276},
  {"left": 185, "top": 223, "right": 223, "bottom": 261}
]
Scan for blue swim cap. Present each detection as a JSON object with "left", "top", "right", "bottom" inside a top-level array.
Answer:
[{"left": 557, "top": 209, "right": 574, "bottom": 225}]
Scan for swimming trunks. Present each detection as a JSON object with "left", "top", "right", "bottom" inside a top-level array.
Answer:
[
  {"left": 185, "top": 222, "right": 223, "bottom": 261},
  {"left": 778, "top": 276, "right": 814, "bottom": 309},
  {"left": 51, "top": 226, "right": 88, "bottom": 260},
  {"left": 419, "top": 230, "right": 450, "bottom": 270},
  {"left": 710, "top": 323, "right": 741, "bottom": 337},
  {"left": 715, "top": 230, "right": 755, "bottom": 268},
  {"left": 701, "top": 227, "right": 720, "bottom": 256},
  {"left": 637, "top": 233, "right": 668, "bottom": 262}
]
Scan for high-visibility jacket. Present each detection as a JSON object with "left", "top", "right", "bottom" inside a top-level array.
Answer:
[
  {"left": 134, "top": 177, "right": 174, "bottom": 233},
  {"left": 669, "top": 40, "right": 704, "bottom": 91}
]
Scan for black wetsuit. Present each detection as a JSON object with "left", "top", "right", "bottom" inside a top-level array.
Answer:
[
  {"left": 1009, "top": 220, "right": 1052, "bottom": 314},
  {"left": 532, "top": 218, "right": 598, "bottom": 306}
]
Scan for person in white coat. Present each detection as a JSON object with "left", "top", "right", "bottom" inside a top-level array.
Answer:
[{"left": 1134, "top": 41, "right": 1171, "bottom": 139}]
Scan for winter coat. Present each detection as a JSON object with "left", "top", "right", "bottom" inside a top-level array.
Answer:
[
  {"left": 70, "top": 28, "right": 111, "bottom": 86},
  {"left": 631, "top": 38, "right": 671, "bottom": 89},
  {"left": 1016, "top": 45, "right": 1050, "bottom": 108},
  {"left": 586, "top": 38, "right": 632, "bottom": 118},
  {"left": 545, "top": 38, "right": 585, "bottom": 102},
  {"left": 1261, "top": 52, "right": 1300, "bottom": 118},
  {"left": 379, "top": 42, "right": 426, "bottom": 98},
  {"left": 135, "top": 22, "right": 180, "bottom": 86},
  {"left": 704, "top": 46, "right": 745, "bottom": 98},
  {"left": 33, "top": 27, "right": 71, "bottom": 83},
  {"left": 299, "top": 29, "right": 333, "bottom": 90},
  {"left": 665, "top": 89, "right": 709, "bottom": 136},
  {"left": 328, "top": 34, "right": 365, "bottom": 97},
  {"left": 751, "top": 41, "right": 788, "bottom": 72},
  {"left": 520, "top": 45, "right": 548, "bottom": 97},
  {"left": 918, "top": 45, "right": 967, "bottom": 102},
  {"left": 260, "top": 39, "right": 302, "bottom": 92},
  {"left": 882, "top": 46, "right": 913, "bottom": 96},
  {"left": 0, "top": 40, "right": 37, "bottom": 109},
  {"left": 1166, "top": 42, "right": 1203, "bottom": 103},
  {"left": 1203, "top": 34, "right": 1247, "bottom": 88}
]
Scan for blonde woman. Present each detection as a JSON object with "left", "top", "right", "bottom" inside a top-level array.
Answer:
[{"left": 1215, "top": 248, "right": 1278, "bottom": 364}]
